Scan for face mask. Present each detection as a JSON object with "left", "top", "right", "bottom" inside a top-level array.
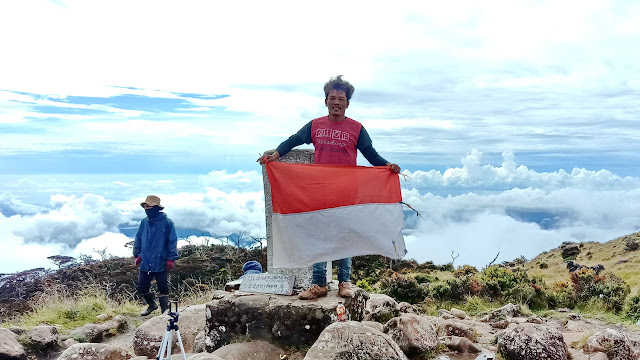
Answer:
[{"left": 145, "top": 207, "right": 162, "bottom": 218}]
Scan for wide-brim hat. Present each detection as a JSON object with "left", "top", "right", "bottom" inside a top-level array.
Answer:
[{"left": 140, "top": 195, "right": 164, "bottom": 209}]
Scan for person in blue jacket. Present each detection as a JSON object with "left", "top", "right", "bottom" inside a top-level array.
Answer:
[{"left": 133, "top": 195, "right": 178, "bottom": 316}]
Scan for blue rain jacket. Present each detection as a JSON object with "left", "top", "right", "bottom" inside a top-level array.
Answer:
[{"left": 133, "top": 211, "right": 178, "bottom": 273}]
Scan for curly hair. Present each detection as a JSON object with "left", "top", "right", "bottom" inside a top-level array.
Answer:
[{"left": 323, "top": 75, "right": 355, "bottom": 101}]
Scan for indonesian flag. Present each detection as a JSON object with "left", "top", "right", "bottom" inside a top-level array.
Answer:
[{"left": 266, "top": 162, "right": 407, "bottom": 268}]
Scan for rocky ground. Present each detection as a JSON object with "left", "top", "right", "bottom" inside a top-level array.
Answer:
[{"left": 4, "top": 291, "right": 640, "bottom": 360}]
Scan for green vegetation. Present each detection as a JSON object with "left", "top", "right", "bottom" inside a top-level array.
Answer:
[
  {"left": 4, "top": 232, "right": 640, "bottom": 347},
  {"left": 3, "top": 284, "right": 139, "bottom": 332}
]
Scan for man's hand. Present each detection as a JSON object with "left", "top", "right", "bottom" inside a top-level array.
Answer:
[
  {"left": 257, "top": 151, "right": 280, "bottom": 165},
  {"left": 135, "top": 256, "right": 142, "bottom": 267},
  {"left": 386, "top": 162, "right": 401, "bottom": 173},
  {"left": 166, "top": 260, "right": 175, "bottom": 271}
]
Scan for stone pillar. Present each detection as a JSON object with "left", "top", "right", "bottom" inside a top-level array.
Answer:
[{"left": 261, "top": 149, "right": 332, "bottom": 291}]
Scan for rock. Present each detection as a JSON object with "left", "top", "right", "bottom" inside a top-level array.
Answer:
[
  {"left": 8, "top": 327, "right": 26, "bottom": 335},
  {"left": 491, "top": 320, "right": 510, "bottom": 329},
  {"left": 0, "top": 327, "right": 27, "bottom": 360},
  {"left": 566, "top": 313, "right": 581, "bottom": 320},
  {"left": 192, "top": 329, "right": 206, "bottom": 353},
  {"left": 96, "top": 314, "right": 110, "bottom": 321},
  {"left": 450, "top": 308, "right": 468, "bottom": 319},
  {"left": 361, "top": 321, "right": 384, "bottom": 332},
  {"left": 62, "top": 338, "right": 79, "bottom": 348},
  {"left": 211, "top": 340, "right": 288, "bottom": 360},
  {"left": 441, "top": 320, "right": 475, "bottom": 341},
  {"left": 304, "top": 321, "right": 408, "bottom": 360},
  {"left": 212, "top": 290, "right": 228, "bottom": 300},
  {"left": 134, "top": 304, "right": 206, "bottom": 357},
  {"left": 28, "top": 324, "right": 58, "bottom": 350},
  {"left": 584, "top": 328, "right": 639, "bottom": 360},
  {"left": 205, "top": 289, "right": 369, "bottom": 351},
  {"left": 383, "top": 314, "right": 439, "bottom": 357},
  {"left": 57, "top": 343, "right": 133, "bottom": 360},
  {"left": 363, "top": 294, "right": 398, "bottom": 323},
  {"left": 189, "top": 353, "right": 225, "bottom": 360},
  {"left": 442, "top": 335, "right": 482, "bottom": 353},
  {"left": 440, "top": 312, "right": 456, "bottom": 320},
  {"left": 526, "top": 315, "right": 544, "bottom": 324},
  {"left": 590, "top": 352, "right": 609, "bottom": 360},
  {"left": 497, "top": 323, "right": 568, "bottom": 360},
  {"left": 70, "top": 314, "right": 128, "bottom": 342},
  {"left": 482, "top": 303, "right": 522, "bottom": 322},
  {"left": 397, "top": 302, "right": 419, "bottom": 315}
]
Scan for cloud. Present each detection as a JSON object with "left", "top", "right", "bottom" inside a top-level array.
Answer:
[
  {"left": 71, "top": 232, "right": 133, "bottom": 260},
  {"left": 8, "top": 194, "right": 122, "bottom": 247},
  {"left": 402, "top": 150, "right": 640, "bottom": 194}
]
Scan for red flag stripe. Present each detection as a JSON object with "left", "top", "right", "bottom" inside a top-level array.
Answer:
[{"left": 266, "top": 162, "right": 402, "bottom": 214}]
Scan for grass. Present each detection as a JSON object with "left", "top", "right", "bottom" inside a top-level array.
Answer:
[
  {"left": 1, "top": 284, "right": 140, "bottom": 333},
  {"left": 526, "top": 233, "right": 640, "bottom": 295}
]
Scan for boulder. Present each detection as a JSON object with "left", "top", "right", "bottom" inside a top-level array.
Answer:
[
  {"left": 450, "top": 308, "right": 468, "bottom": 319},
  {"left": 205, "top": 289, "right": 369, "bottom": 351},
  {"left": 0, "top": 327, "right": 27, "bottom": 360},
  {"left": 584, "top": 328, "right": 639, "bottom": 360},
  {"left": 482, "top": 303, "right": 522, "bottom": 322},
  {"left": 361, "top": 321, "right": 384, "bottom": 332},
  {"left": 211, "top": 340, "right": 288, "bottom": 360},
  {"left": 188, "top": 353, "right": 225, "bottom": 360},
  {"left": 397, "top": 302, "right": 419, "bottom": 315},
  {"left": 363, "top": 294, "right": 398, "bottom": 323},
  {"left": 438, "top": 308, "right": 461, "bottom": 320},
  {"left": 383, "top": 314, "right": 439, "bottom": 357},
  {"left": 133, "top": 304, "right": 205, "bottom": 357},
  {"left": 527, "top": 315, "right": 544, "bottom": 324},
  {"left": 441, "top": 320, "right": 475, "bottom": 341},
  {"left": 491, "top": 320, "right": 510, "bottom": 329},
  {"left": 57, "top": 343, "right": 133, "bottom": 360},
  {"left": 442, "top": 335, "right": 482, "bottom": 353},
  {"left": 8, "top": 327, "right": 26, "bottom": 335},
  {"left": 69, "top": 314, "right": 128, "bottom": 342},
  {"left": 497, "top": 323, "right": 568, "bottom": 360},
  {"left": 304, "top": 321, "right": 408, "bottom": 360},
  {"left": 28, "top": 324, "right": 58, "bottom": 350}
]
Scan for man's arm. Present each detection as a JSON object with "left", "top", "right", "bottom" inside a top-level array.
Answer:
[
  {"left": 357, "top": 127, "right": 401, "bottom": 173},
  {"left": 166, "top": 220, "right": 179, "bottom": 260},
  {"left": 258, "top": 121, "right": 313, "bottom": 164},
  {"left": 133, "top": 220, "right": 144, "bottom": 258}
]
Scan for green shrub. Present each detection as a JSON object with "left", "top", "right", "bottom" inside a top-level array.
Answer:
[
  {"left": 411, "top": 273, "right": 438, "bottom": 284},
  {"left": 479, "top": 265, "right": 519, "bottom": 297},
  {"left": 355, "top": 279, "right": 374, "bottom": 293},
  {"left": 428, "top": 282, "right": 452, "bottom": 301},
  {"left": 379, "top": 272, "right": 426, "bottom": 304},
  {"left": 454, "top": 265, "right": 479, "bottom": 278},
  {"left": 570, "top": 268, "right": 630, "bottom": 312},
  {"left": 547, "top": 281, "right": 573, "bottom": 309},
  {"left": 539, "top": 261, "right": 549, "bottom": 269},
  {"left": 624, "top": 292, "right": 640, "bottom": 321}
]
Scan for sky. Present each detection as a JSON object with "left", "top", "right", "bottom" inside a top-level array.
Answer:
[{"left": 1, "top": 0, "right": 640, "bottom": 274}]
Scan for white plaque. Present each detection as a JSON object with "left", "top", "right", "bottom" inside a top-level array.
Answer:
[{"left": 239, "top": 273, "right": 295, "bottom": 295}]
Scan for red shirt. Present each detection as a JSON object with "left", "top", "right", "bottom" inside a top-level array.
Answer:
[{"left": 311, "top": 116, "right": 362, "bottom": 165}]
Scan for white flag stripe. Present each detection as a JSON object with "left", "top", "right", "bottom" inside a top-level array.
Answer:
[{"left": 272, "top": 203, "right": 406, "bottom": 268}]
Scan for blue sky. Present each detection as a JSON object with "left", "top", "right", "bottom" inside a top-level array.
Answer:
[{"left": 1, "top": 0, "right": 640, "bottom": 273}]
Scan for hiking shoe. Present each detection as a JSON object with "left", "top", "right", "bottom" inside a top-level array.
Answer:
[
  {"left": 298, "top": 284, "right": 328, "bottom": 300},
  {"left": 338, "top": 282, "right": 355, "bottom": 298}
]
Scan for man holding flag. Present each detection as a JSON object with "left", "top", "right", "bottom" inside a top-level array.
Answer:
[{"left": 258, "top": 75, "right": 401, "bottom": 300}]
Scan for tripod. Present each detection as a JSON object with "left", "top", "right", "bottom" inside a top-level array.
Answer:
[{"left": 156, "top": 301, "right": 187, "bottom": 360}]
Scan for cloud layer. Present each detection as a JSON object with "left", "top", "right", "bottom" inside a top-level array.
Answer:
[{"left": 1, "top": 151, "right": 639, "bottom": 273}]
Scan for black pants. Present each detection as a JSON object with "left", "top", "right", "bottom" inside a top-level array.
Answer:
[{"left": 138, "top": 270, "right": 169, "bottom": 295}]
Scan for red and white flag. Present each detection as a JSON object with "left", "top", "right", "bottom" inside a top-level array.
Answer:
[{"left": 266, "top": 162, "right": 407, "bottom": 268}]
